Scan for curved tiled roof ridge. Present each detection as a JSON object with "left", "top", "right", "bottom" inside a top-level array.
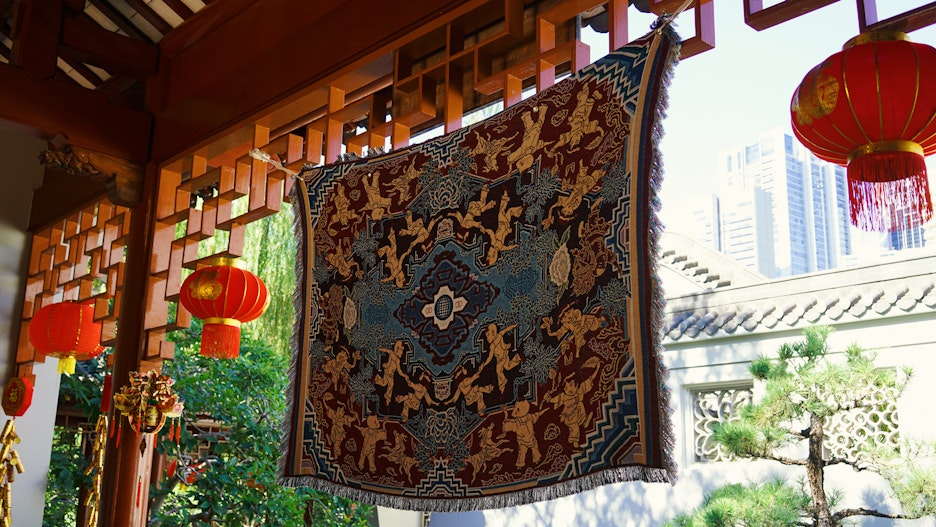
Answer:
[
  {"left": 661, "top": 250, "right": 936, "bottom": 342},
  {"left": 658, "top": 231, "right": 766, "bottom": 292}
]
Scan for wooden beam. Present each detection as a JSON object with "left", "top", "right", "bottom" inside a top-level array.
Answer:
[
  {"left": 149, "top": 0, "right": 487, "bottom": 163},
  {"left": 9, "top": 0, "right": 62, "bottom": 79},
  {"left": 858, "top": 0, "right": 936, "bottom": 33},
  {"left": 744, "top": 0, "right": 840, "bottom": 31},
  {"left": 0, "top": 62, "right": 152, "bottom": 163},
  {"left": 60, "top": 16, "right": 158, "bottom": 79}
]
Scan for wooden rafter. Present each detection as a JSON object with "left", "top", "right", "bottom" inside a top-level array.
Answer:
[
  {"left": 60, "top": 16, "right": 157, "bottom": 79},
  {"left": 121, "top": 0, "right": 173, "bottom": 35},
  {"left": 162, "top": 0, "right": 195, "bottom": 20},
  {"left": 86, "top": 0, "right": 154, "bottom": 43}
]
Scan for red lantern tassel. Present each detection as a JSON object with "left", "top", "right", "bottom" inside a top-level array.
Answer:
[
  {"left": 201, "top": 323, "right": 242, "bottom": 359},
  {"left": 136, "top": 476, "right": 142, "bottom": 508},
  {"left": 116, "top": 421, "right": 122, "bottom": 448},
  {"left": 848, "top": 149, "right": 933, "bottom": 231}
]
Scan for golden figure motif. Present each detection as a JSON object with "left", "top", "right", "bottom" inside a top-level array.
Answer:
[
  {"left": 322, "top": 347, "right": 360, "bottom": 387},
  {"left": 543, "top": 161, "right": 604, "bottom": 229},
  {"left": 324, "top": 239, "right": 362, "bottom": 280},
  {"left": 381, "top": 431, "right": 418, "bottom": 479},
  {"left": 483, "top": 193, "right": 523, "bottom": 265},
  {"left": 546, "top": 356, "right": 601, "bottom": 446},
  {"left": 571, "top": 200, "right": 614, "bottom": 296},
  {"left": 327, "top": 184, "right": 356, "bottom": 236},
  {"left": 541, "top": 305, "right": 605, "bottom": 363},
  {"left": 449, "top": 364, "right": 493, "bottom": 415},
  {"left": 362, "top": 172, "right": 392, "bottom": 221},
  {"left": 395, "top": 371, "right": 434, "bottom": 420},
  {"left": 465, "top": 423, "right": 509, "bottom": 479},
  {"left": 357, "top": 414, "right": 388, "bottom": 472},
  {"left": 555, "top": 88, "right": 604, "bottom": 152},
  {"left": 377, "top": 228, "right": 408, "bottom": 288},
  {"left": 506, "top": 105, "right": 551, "bottom": 174},
  {"left": 389, "top": 159, "right": 420, "bottom": 200},
  {"left": 399, "top": 209, "right": 438, "bottom": 254},
  {"left": 482, "top": 322, "right": 520, "bottom": 392},
  {"left": 324, "top": 398, "right": 355, "bottom": 457},
  {"left": 502, "top": 400, "right": 546, "bottom": 467},
  {"left": 470, "top": 130, "right": 517, "bottom": 173},
  {"left": 454, "top": 185, "right": 495, "bottom": 242},
  {"left": 375, "top": 340, "right": 406, "bottom": 405}
]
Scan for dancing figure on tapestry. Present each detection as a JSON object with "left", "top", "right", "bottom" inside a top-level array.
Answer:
[{"left": 283, "top": 25, "right": 679, "bottom": 512}]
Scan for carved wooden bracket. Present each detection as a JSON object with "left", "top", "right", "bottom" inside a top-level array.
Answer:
[{"left": 39, "top": 144, "right": 143, "bottom": 207}]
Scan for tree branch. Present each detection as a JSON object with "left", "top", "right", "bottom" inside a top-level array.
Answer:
[
  {"left": 832, "top": 507, "right": 921, "bottom": 522},
  {"left": 750, "top": 451, "right": 808, "bottom": 466},
  {"left": 824, "top": 457, "right": 871, "bottom": 472}
]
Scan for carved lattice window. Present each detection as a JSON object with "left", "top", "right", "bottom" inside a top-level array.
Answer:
[
  {"left": 824, "top": 373, "right": 900, "bottom": 462},
  {"left": 691, "top": 385, "right": 754, "bottom": 462}
]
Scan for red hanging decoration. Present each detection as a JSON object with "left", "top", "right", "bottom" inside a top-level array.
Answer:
[
  {"left": 791, "top": 31, "right": 936, "bottom": 231},
  {"left": 179, "top": 257, "right": 270, "bottom": 359},
  {"left": 28, "top": 300, "right": 106, "bottom": 374},
  {"left": 1, "top": 377, "right": 34, "bottom": 417}
]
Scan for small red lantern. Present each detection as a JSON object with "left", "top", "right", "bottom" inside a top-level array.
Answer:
[
  {"left": 179, "top": 257, "right": 270, "bottom": 359},
  {"left": 791, "top": 32, "right": 936, "bottom": 231},
  {"left": 2, "top": 377, "right": 34, "bottom": 417},
  {"left": 28, "top": 300, "right": 106, "bottom": 374}
]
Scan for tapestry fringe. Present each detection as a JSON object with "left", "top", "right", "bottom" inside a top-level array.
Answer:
[{"left": 647, "top": 21, "right": 682, "bottom": 485}]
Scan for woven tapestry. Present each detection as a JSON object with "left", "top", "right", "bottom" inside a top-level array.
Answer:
[{"left": 280, "top": 25, "right": 679, "bottom": 511}]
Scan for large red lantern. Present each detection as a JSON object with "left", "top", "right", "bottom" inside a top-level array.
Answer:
[
  {"left": 179, "top": 257, "right": 270, "bottom": 359},
  {"left": 791, "top": 32, "right": 936, "bottom": 231},
  {"left": 28, "top": 301, "right": 106, "bottom": 374}
]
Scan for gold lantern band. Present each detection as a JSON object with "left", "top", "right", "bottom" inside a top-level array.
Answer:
[
  {"left": 203, "top": 317, "right": 242, "bottom": 328},
  {"left": 844, "top": 31, "right": 909, "bottom": 49},
  {"left": 209, "top": 256, "right": 246, "bottom": 269},
  {"left": 848, "top": 140, "right": 924, "bottom": 162}
]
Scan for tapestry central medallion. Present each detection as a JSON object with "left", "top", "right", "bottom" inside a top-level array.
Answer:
[{"left": 395, "top": 252, "right": 498, "bottom": 365}]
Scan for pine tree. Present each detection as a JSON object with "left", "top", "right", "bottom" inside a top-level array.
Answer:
[{"left": 666, "top": 326, "right": 936, "bottom": 527}]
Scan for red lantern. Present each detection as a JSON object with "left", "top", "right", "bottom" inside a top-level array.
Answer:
[
  {"left": 28, "top": 300, "right": 106, "bottom": 374},
  {"left": 2, "top": 377, "right": 34, "bottom": 417},
  {"left": 791, "top": 32, "right": 936, "bottom": 231},
  {"left": 179, "top": 257, "right": 270, "bottom": 359}
]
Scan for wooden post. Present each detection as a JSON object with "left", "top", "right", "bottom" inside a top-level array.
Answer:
[{"left": 99, "top": 162, "right": 160, "bottom": 527}]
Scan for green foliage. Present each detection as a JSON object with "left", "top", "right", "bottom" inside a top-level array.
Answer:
[
  {"left": 665, "top": 479, "right": 811, "bottom": 527},
  {"left": 667, "top": 326, "right": 936, "bottom": 526},
  {"left": 43, "top": 428, "right": 90, "bottom": 527},
  {"left": 46, "top": 206, "right": 372, "bottom": 526}
]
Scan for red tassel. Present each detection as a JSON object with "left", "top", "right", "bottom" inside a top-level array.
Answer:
[
  {"left": 201, "top": 323, "right": 242, "bottom": 359},
  {"left": 116, "top": 422, "right": 122, "bottom": 448},
  {"left": 848, "top": 150, "right": 933, "bottom": 231},
  {"left": 136, "top": 476, "right": 142, "bottom": 508}
]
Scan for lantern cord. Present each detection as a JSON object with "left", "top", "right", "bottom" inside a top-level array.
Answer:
[
  {"left": 653, "top": 0, "right": 694, "bottom": 31},
  {"left": 249, "top": 148, "right": 317, "bottom": 180}
]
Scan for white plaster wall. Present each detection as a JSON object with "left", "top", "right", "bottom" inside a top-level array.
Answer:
[
  {"left": 429, "top": 304, "right": 936, "bottom": 527},
  {"left": 0, "top": 127, "right": 58, "bottom": 527}
]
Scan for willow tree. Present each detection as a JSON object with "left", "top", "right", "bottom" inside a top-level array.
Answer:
[{"left": 666, "top": 326, "right": 936, "bottom": 527}]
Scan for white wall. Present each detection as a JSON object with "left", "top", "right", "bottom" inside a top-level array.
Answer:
[{"left": 0, "top": 127, "right": 59, "bottom": 527}]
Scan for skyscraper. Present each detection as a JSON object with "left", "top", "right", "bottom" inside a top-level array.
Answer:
[{"left": 693, "top": 128, "right": 853, "bottom": 278}]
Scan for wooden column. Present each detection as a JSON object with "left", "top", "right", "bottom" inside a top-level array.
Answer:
[{"left": 99, "top": 162, "right": 160, "bottom": 527}]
